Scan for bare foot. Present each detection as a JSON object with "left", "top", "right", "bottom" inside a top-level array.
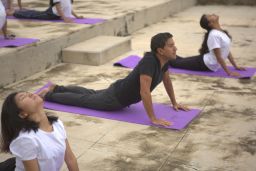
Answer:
[
  {"left": 38, "top": 83, "right": 56, "bottom": 99},
  {"left": 48, "top": 83, "right": 57, "bottom": 92},
  {"left": 6, "top": 9, "right": 15, "bottom": 16}
]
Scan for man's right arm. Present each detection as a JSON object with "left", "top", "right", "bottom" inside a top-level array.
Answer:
[{"left": 140, "top": 74, "right": 171, "bottom": 127}]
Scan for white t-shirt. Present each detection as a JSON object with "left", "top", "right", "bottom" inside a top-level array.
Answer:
[
  {"left": 203, "top": 29, "right": 231, "bottom": 71},
  {"left": 1, "top": 0, "right": 8, "bottom": 9},
  {"left": 52, "top": 0, "right": 74, "bottom": 18},
  {"left": 0, "top": 1, "right": 6, "bottom": 29},
  {"left": 10, "top": 119, "right": 67, "bottom": 171}
]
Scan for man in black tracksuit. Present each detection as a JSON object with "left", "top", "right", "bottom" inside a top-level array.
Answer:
[{"left": 43, "top": 33, "right": 189, "bottom": 127}]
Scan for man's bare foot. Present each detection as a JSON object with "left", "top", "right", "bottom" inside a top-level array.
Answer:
[{"left": 38, "top": 83, "right": 56, "bottom": 99}]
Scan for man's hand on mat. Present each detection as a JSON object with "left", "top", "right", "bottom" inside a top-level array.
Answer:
[
  {"left": 173, "top": 103, "right": 190, "bottom": 111},
  {"left": 228, "top": 71, "right": 241, "bottom": 77},
  {"left": 235, "top": 66, "right": 246, "bottom": 71},
  {"left": 151, "top": 118, "right": 171, "bottom": 127}
]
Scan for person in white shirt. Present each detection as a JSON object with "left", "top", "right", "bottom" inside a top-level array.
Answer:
[
  {"left": 0, "top": 0, "right": 15, "bottom": 39},
  {"left": 0, "top": 0, "right": 6, "bottom": 31},
  {"left": 169, "top": 14, "right": 245, "bottom": 77},
  {"left": 0, "top": 91, "right": 79, "bottom": 171},
  {"left": 3, "top": 0, "right": 23, "bottom": 16},
  {"left": 51, "top": 0, "right": 83, "bottom": 23},
  {"left": 8, "top": 0, "right": 83, "bottom": 23}
]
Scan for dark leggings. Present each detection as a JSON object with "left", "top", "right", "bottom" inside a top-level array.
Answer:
[
  {"left": 0, "top": 157, "right": 15, "bottom": 171},
  {"left": 45, "top": 84, "right": 125, "bottom": 111},
  {"left": 169, "top": 55, "right": 211, "bottom": 71},
  {"left": 13, "top": 7, "right": 60, "bottom": 20}
]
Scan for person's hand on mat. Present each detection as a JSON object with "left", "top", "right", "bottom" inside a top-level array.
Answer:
[
  {"left": 4, "top": 34, "right": 16, "bottom": 40},
  {"left": 63, "top": 17, "right": 74, "bottom": 23},
  {"left": 151, "top": 118, "right": 171, "bottom": 127},
  {"left": 228, "top": 71, "right": 241, "bottom": 77},
  {"left": 235, "top": 66, "right": 246, "bottom": 71},
  {"left": 173, "top": 103, "right": 190, "bottom": 111}
]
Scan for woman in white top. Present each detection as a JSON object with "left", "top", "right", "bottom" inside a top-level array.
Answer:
[
  {"left": 8, "top": 0, "right": 83, "bottom": 23},
  {"left": 0, "top": 91, "right": 79, "bottom": 171},
  {"left": 169, "top": 14, "right": 245, "bottom": 77},
  {"left": 0, "top": 0, "right": 6, "bottom": 31},
  {"left": 51, "top": 0, "right": 83, "bottom": 23},
  {"left": 3, "top": 0, "right": 23, "bottom": 15},
  {"left": 0, "top": 0, "right": 15, "bottom": 39}
]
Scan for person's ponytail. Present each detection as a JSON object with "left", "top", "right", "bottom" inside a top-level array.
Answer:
[
  {"left": 199, "top": 31, "right": 210, "bottom": 55},
  {"left": 199, "top": 14, "right": 212, "bottom": 55}
]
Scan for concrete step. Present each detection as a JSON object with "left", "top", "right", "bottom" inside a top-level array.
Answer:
[
  {"left": 0, "top": 0, "right": 197, "bottom": 87},
  {"left": 62, "top": 36, "right": 131, "bottom": 65}
]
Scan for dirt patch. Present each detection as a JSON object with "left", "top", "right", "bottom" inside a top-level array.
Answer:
[
  {"left": 84, "top": 126, "right": 185, "bottom": 170},
  {"left": 45, "top": 64, "right": 74, "bottom": 75},
  {"left": 64, "top": 121, "right": 82, "bottom": 127},
  {"left": 74, "top": 115, "right": 103, "bottom": 124}
]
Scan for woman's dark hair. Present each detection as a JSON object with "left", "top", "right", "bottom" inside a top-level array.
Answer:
[
  {"left": 49, "top": 0, "right": 56, "bottom": 6},
  {"left": 150, "top": 32, "right": 173, "bottom": 54},
  {"left": 199, "top": 14, "right": 232, "bottom": 55},
  {"left": 1, "top": 92, "right": 58, "bottom": 153},
  {"left": 50, "top": 0, "right": 73, "bottom": 6}
]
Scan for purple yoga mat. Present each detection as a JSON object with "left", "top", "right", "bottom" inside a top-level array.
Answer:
[
  {"left": 0, "top": 36, "right": 39, "bottom": 47},
  {"left": 7, "top": 16, "right": 105, "bottom": 24},
  {"left": 114, "top": 55, "right": 256, "bottom": 79},
  {"left": 36, "top": 83, "right": 200, "bottom": 130}
]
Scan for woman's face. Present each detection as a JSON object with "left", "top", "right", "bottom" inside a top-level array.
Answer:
[
  {"left": 15, "top": 92, "right": 43, "bottom": 118},
  {"left": 206, "top": 14, "right": 219, "bottom": 28}
]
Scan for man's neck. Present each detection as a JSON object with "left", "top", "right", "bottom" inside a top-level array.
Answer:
[{"left": 155, "top": 53, "right": 169, "bottom": 68}]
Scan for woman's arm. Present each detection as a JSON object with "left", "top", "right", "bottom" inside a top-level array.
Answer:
[
  {"left": 6, "top": 0, "right": 11, "bottom": 9},
  {"left": 55, "top": 3, "right": 73, "bottom": 23},
  {"left": 17, "top": 0, "right": 22, "bottom": 9},
  {"left": 2, "top": 20, "right": 8, "bottom": 38},
  {"left": 162, "top": 71, "right": 189, "bottom": 111},
  {"left": 228, "top": 52, "right": 246, "bottom": 70},
  {"left": 65, "top": 139, "right": 79, "bottom": 171},
  {"left": 213, "top": 48, "right": 240, "bottom": 77},
  {"left": 71, "top": 10, "right": 83, "bottom": 19},
  {"left": 23, "top": 159, "right": 40, "bottom": 171}
]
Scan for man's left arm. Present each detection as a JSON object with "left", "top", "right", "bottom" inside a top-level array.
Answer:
[{"left": 162, "top": 71, "right": 189, "bottom": 111}]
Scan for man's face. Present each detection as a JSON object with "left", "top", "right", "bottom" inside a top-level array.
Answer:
[{"left": 158, "top": 38, "right": 177, "bottom": 60}]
